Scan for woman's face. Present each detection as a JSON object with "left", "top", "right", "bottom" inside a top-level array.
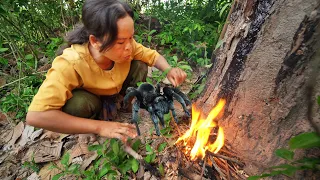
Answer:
[{"left": 102, "top": 15, "right": 134, "bottom": 63}]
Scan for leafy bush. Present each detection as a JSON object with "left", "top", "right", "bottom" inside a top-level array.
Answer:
[
  {"left": 51, "top": 139, "right": 142, "bottom": 180},
  {"left": 0, "top": 75, "right": 43, "bottom": 120},
  {"left": 248, "top": 132, "right": 320, "bottom": 179}
]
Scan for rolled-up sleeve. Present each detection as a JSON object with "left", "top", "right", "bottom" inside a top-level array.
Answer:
[
  {"left": 28, "top": 57, "right": 81, "bottom": 111},
  {"left": 132, "top": 39, "right": 160, "bottom": 66}
]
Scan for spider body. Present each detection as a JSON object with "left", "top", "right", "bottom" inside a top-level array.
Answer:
[{"left": 124, "top": 83, "right": 191, "bottom": 136}]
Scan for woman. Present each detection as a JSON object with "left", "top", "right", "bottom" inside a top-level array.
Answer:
[{"left": 26, "top": 0, "right": 187, "bottom": 142}]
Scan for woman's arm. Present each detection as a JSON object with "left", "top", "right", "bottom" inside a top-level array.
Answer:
[
  {"left": 153, "top": 55, "right": 171, "bottom": 71},
  {"left": 154, "top": 55, "right": 187, "bottom": 87},
  {"left": 26, "top": 111, "right": 137, "bottom": 142}
]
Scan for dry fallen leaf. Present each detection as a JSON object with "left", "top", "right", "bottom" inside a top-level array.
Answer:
[
  {"left": 4, "top": 121, "right": 24, "bottom": 150},
  {"left": 39, "top": 160, "right": 62, "bottom": 180},
  {"left": 32, "top": 141, "right": 63, "bottom": 163},
  {"left": 80, "top": 151, "right": 98, "bottom": 170},
  {"left": 40, "top": 130, "right": 61, "bottom": 140},
  {"left": 2, "top": 129, "right": 13, "bottom": 143},
  {"left": 27, "top": 172, "right": 40, "bottom": 180},
  {"left": 30, "top": 129, "right": 43, "bottom": 141},
  {"left": 70, "top": 142, "right": 89, "bottom": 159},
  {"left": 19, "top": 125, "right": 35, "bottom": 147},
  {"left": 0, "top": 111, "right": 6, "bottom": 122},
  {"left": 71, "top": 156, "right": 83, "bottom": 164}
]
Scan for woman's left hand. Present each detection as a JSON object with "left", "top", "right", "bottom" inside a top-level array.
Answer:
[{"left": 167, "top": 67, "right": 187, "bottom": 87}]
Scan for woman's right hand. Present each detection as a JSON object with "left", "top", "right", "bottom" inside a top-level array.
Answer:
[
  {"left": 27, "top": 110, "right": 138, "bottom": 143},
  {"left": 97, "top": 121, "right": 137, "bottom": 143}
]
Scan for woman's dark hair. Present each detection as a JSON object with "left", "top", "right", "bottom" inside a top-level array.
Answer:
[{"left": 66, "top": 0, "right": 133, "bottom": 52}]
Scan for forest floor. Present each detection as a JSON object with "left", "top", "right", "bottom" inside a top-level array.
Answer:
[
  {"left": 0, "top": 67, "right": 198, "bottom": 180},
  {"left": 0, "top": 67, "right": 247, "bottom": 180}
]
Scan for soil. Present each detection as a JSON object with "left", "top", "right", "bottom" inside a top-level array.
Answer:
[{"left": 0, "top": 70, "right": 201, "bottom": 180}]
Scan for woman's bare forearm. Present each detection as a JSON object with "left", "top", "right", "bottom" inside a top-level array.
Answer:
[
  {"left": 26, "top": 110, "right": 102, "bottom": 135},
  {"left": 154, "top": 55, "right": 171, "bottom": 71}
]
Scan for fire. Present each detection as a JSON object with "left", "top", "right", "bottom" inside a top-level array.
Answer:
[{"left": 175, "top": 99, "right": 226, "bottom": 160}]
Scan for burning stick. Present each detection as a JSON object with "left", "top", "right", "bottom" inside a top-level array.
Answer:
[
  {"left": 173, "top": 99, "right": 247, "bottom": 179},
  {"left": 175, "top": 99, "right": 226, "bottom": 161}
]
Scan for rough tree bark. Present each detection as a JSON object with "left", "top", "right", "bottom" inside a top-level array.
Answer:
[{"left": 196, "top": 0, "right": 320, "bottom": 177}]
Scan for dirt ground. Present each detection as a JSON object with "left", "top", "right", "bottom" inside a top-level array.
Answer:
[{"left": 0, "top": 70, "right": 200, "bottom": 180}]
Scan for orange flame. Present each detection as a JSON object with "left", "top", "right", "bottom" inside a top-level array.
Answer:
[{"left": 176, "top": 99, "right": 226, "bottom": 160}]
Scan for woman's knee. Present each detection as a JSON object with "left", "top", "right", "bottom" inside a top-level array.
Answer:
[
  {"left": 62, "top": 89, "right": 102, "bottom": 119},
  {"left": 128, "top": 60, "right": 148, "bottom": 84},
  {"left": 121, "top": 60, "right": 148, "bottom": 94},
  {"left": 131, "top": 60, "right": 148, "bottom": 72}
]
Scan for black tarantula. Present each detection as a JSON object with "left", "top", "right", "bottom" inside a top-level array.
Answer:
[{"left": 123, "top": 83, "right": 191, "bottom": 136}]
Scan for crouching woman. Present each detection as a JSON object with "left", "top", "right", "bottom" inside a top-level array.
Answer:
[{"left": 26, "top": 0, "right": 187, "bottom": 142}]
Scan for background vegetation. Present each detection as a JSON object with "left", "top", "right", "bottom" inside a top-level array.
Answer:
[
  {"left": 1, "top": 1, "right": 319, "bottom": 179},
  {"left": 0, "top": 0, "right": 231, "bottom": 121},
  {"left": 0, "top": 0, "right": 232, "bottom": 178}
]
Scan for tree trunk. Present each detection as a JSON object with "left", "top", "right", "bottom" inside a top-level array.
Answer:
[{"left": 197, "top": 0, "right": 320, "bottom": 176}]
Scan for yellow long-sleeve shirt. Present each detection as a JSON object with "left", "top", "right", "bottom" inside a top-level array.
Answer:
[{"left": 28, "top": 40, "right": 160, "bottom": 111}]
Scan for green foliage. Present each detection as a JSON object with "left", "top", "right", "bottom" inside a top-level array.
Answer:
[
  {"left": 248, "top": 132, "right": 320, "bottom": 179},
  {"left": 148, "top": 67, "right": 172, "bottom": 84},
  {"left": 2, "top": 0, "right": 231, "bottom": 177},
  {"left": 188, "top": 76, "right": 207, "bottom": 100},
  {"left": 144, "top": 141, "right": 168, "bottom": 164},
  {"left": 0, "top": 42, "right": 9, "bottom": 66},
  {"left": 158, "top": 142, "right": 167, "bottom": 153},
  {"left": 134, "top": 0, "right": 231, "bottom": 87},
  {"left": 23, "top": 155, "right": 40, "bottom": 173},
  {"left": 91, "top": 139, "right": 137, "bottom": 178},
  {"left": 0, "top": 0, "right": 79, "bottom": 121},
  {"left": 0, "top": 75, "right": 42, "bottom": 120},
  {"left": 134, "top": 29, "right": 157, "bottom": 46},
  {"left": 45, "top": 37, "right": 64, "bottom": 59},
  {"left": 275, "top": 148, "right": 294, "bottom": 160},
  {"left": 50, "top": 139, "right": 143, "bottom": 179},
  {"left": 51, "top": 153, "right": 81, "bottom": 180},
  {"left": 317, "top": 96, "right": 320, "bottom": 106},
  {"left": 145, "top": 143, "right": 157, "bottom": 163},
  {"left": 159, "top": 113, "right": 174, "bottom": 137},
  {"left": 139, "top": 0, "right": 230, "bottom": 62},
  {"left": 158, "top": 163, "right": 165, "bottom": 176},
  {"left": 1, "top": 0, "right": 232, "bottom": 122},
  {"left": 167, "top": 56, "right": 193, "bottom": 77},
  {"left": 87, "top": 139, "right": 141, "bottom": 179},
  {"left": 0, "top": 0, "right": 82, "bottom": 68},
  {"left": 289, "top": 132, "right": 320, "bottom": 149}
]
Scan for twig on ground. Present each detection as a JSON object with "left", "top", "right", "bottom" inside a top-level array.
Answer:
[
  {"left": 210, "top": 156, "right": 226, "bottom": 179},
  {"left": 224, "top": 158, "right": 231, "bottom": 180},
  {"left": 124, "top": 145, "right": 143, "bottom": 160},
  {"left": 178, "top": 167, "right": 203, "bottom": 180},
  {"left": 229, "top": 162, "right": 247, "bottom": 179},
  {"left": 123, "top": 145, "right": 161, "bottom": 177},
  {"left": 208, "top": 152, "right": 244, "bottom": 167},
  {"left": 219, "top": 148, "right": 238, "bottom": 157},
  {"left": 172, "top": 118, "right": 182, "bottom": 136}
]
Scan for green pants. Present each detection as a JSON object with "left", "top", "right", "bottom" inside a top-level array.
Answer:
[{"left": 62, "top": 60, "right": 147, "bottom": 120}]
